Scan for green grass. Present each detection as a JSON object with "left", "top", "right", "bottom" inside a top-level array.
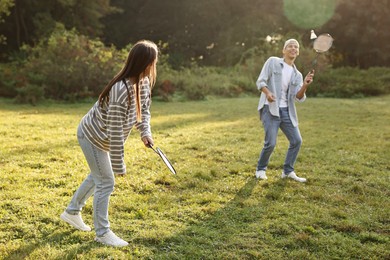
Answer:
[{"left": 0, "top": 96, "right": 389, "bottom": 259}]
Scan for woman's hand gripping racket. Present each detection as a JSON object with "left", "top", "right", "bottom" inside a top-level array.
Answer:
[{"left": 148, "top": 144, "right": 177, "bottom": 175}]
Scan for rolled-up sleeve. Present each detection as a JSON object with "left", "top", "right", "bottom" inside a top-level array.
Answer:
[
  {"left": 135, "top": 78, "right": 152, "bottom": 138},
  {"left": 295, "top": 74, "right": 306, "bottom": 102},
  {"left": 295, "top": 93, "right": 306, "bottom": 102}
]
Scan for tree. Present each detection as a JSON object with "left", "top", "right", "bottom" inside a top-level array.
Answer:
[
  {"left": 0, "top": 0, "right": 116, "bottom": 60},
  {"left": 102, "top": 0, "right": 288, "bottom": 66},
  {"left": 323, "top": 0, "right": 390, "bottom": 68},
  {"left": 0, "top": 0, "right": 14, "bottom": 45}
]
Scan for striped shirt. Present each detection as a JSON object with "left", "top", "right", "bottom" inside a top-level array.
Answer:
[{"left": 80, "top": 77, "right": 152, "bottom": 174}]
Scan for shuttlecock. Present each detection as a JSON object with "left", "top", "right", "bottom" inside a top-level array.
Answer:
[{"left": 310, "top": 30, "right": 317, "bottom": 40}]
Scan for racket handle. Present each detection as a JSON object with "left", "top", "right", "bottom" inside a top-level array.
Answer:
[{"left": 147, "top": 144, "right": 158, "bottom": 154}]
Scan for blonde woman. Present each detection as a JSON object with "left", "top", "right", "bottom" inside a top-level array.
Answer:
[{"left": 61, "top": 40, "right": 158, "bottom": 247}]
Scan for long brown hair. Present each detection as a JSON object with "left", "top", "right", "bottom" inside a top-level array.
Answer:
[{"left": 99, "top": 40, "right": 158, "bottom": 121}]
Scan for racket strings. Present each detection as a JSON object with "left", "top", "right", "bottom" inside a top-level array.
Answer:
[{"left": 314, "top": 34, "right": 333, "bottom": 53}]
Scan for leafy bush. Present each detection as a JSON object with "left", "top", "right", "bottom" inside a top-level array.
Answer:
[
  {"left": 153, "top": 36, "right": 282, "bottom": 101},
  {"left": 156, "top": 64, "right": 390, "bottom": 101},
  {"left": 156, "top": 64, "right": 258, "bottom": 101},
  {"left": 0, "top": 25, "right": 174, "bottom": 103},
  {"left": 14, "top": 83, "right": 45, "bottom": 105},
  {"left": 310, "top": 67, "right": 390, "bottom": 98},
  {"left": 1, "top": 27, "right": 389, "bottom": 103},
  {"left": 0, "top": 63, "right": 18, "bottom": 98},
  {"left": 8, "top": 24, "right": 129, "bottom": 102}
]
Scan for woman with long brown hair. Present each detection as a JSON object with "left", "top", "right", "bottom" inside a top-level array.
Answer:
[{"left": 60, "top": 40, "right": 158, "bottom": 247}]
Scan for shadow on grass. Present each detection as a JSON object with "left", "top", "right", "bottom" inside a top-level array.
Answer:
[
  {"left": 2, "top": 169, "right": 288, "bottom": 259},
  {"left": 141, "top": 177, "right": 287, "bottom": 258}
]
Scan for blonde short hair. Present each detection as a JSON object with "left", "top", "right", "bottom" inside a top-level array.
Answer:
[{"left": 283, "top": 39, "right": 300, "bottom": 49}]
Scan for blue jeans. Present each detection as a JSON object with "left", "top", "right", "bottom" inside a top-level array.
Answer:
[
  {"left": 256, "top": 105, "right": 302, "bottom": 174},
  {"left": 66, "top": 125, "right": 115, "bottom": 236}
]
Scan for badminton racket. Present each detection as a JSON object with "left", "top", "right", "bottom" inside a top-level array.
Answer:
[
  {"left": 312, "top": 33, "right": 334, "bottom": 69},
  {"left": 148, "top": 145, "right": 177, "bottom": 175}
]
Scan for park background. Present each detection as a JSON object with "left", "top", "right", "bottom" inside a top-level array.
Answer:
[
  {"left": 1, "top": 0, "right": 390, "bottom": 101},
  {"left": 0, "top": 0, "right": 389, "bottom": 259}
]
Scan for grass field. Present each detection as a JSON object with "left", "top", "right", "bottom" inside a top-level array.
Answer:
[{"left": 0, "top": 96, "right": 389, "bottom": 259}]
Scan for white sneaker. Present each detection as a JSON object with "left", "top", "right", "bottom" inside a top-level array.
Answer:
[
  {"left": 95, "top": 230, "right": 129, "bottom": 247},
  {"left": 60, "top": 211, "right": 91, "bottom": 231},
  {"left": 281, "top": 171, "right": 306, "bottom": 182},
  {"left": 255, "top": 170, "right": 267, "bottom": 180}
]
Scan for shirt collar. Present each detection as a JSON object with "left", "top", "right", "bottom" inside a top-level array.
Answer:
[{"left": 279, "top": 57, "right": 297, "bottom": 71}]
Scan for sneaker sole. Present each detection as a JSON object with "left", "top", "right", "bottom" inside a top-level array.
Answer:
[
  {"left": 95, "top": 237, "right": 129, "bottom": 247},
  {"left": 60, "top": 213, "right": 91, "bottom": 232},
  {"left": 281, "top": 174, "right": 307, "bottom": 183},
  {"left": 255, "top": 172, "right": 267, "bottom": 180},
  {"left": 281, "top": 176, "right": 307, "bottom": 182}
]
